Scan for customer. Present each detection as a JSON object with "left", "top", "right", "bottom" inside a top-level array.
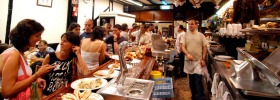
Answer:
[
  {"left": 40, "top": 32, "right": 89, "bottom": 96},
  {"left": 0, "top": 19, "right": 55, "bottom": 99},
  {"left": 105, "top": 24, "right": 127, "bottom": 55},
  {"left": 148, "top": 23, "right": 155, "bottom": 34},
  {"left": 81, "top": 26, "right": 106, "bottom": 70},
  {"left": 120, "top": 23, "right": 129, "bottom": 39},
  {"left": 137, "top": 24, "right": 151, "bottom": 45},
  {"left": 32, "top": 40, "right": 51, "bottom": 62},
  {"left": 175, "top": 25, "right": 187, "bottom": 78},
  {"left": 128, "top": 23, "right": 139, "bottom": 42},
  {"left": 80, "top": 19, "right": 94, "bottom": 39},
  {"left": 103, "top": 23, "right": 112, "bottom": 40},
  {"left": 154, "top": 26, "right": 162, "bottom": 35},
  {"left": 56, "top": 22, "right": 81, "bottom": 51},
  {"left": 67, "top": 22, "right": 81, "bottom": 35},
  {"left": 181, "top": 19, "right": 207, "bottom": 100}
]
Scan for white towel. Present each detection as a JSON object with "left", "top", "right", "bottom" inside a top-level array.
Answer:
[
  {"left": 222, "top": 91, "right": 232, "bottom": 100},
  {"left": 211, "top": 73, "right": 220, "bottom": 97},
  {"left": 216, "top": 81, "right": 226, "bottom": 100}
]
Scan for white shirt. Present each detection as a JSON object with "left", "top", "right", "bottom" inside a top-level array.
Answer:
[
  {"left": 131, "top": 30, "right": 140, "bottom": 37},
  {"left": 175, "top": 31, "right": 185, "bottom": 54},
  {"left": 138, "top": 32, "right": 151, "bottom": 45},
  {"left": 120, "top": 31, "right": 129, "bottom": 39},
  {"left": 131, "top": 30, "right": 140, "bottom": 43}
]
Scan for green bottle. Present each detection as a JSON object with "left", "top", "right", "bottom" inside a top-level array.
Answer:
[{"left": 30, "top": 82, "right": 39, "bottom": 100}]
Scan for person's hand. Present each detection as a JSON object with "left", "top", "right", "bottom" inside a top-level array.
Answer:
[
  {"left": 113, "top": 34, "right": 118, "bottom": 41},
  {"left": 201, "top": 60, "right": 206, "bottom": 67},
  {"left": 36, "top": 78, "right": 46, "bottom": 89},
  {"left": 72, "top": 46, "right": 81, "bottom": 55},
  {"left": 186, "top": 54, "right": 193, "bottom": 61},
  {"left": 30, "top": 55, "right": 37, "bottom": 61},
  {"left": 36, "top": 64, "right": 55, "bottom": 77}
]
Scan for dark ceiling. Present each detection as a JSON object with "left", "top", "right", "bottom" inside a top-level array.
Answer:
[{"left": 113, "top": 0, "right": 227, "bottom": 6}]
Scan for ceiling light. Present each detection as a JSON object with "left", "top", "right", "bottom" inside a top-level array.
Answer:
[
  {"left": 126, "top": 0, "right": 143, "bottom": 6},
  {"left": 216, "top": 0, "right": 234, "bottom": 17},
  {"left": 160, "top": 5, "right": 172, "bottom": 10}
]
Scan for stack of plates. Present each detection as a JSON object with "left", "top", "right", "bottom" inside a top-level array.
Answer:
[{"left": 214, "top": 55, "right": 233, "bottom": 61}]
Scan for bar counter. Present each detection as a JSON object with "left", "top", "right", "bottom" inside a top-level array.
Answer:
[
  {"left": 208, "top": 48, "right": 280, "bottom": 100},
  {"left": 44, "top": 56, "right": 155, "bottom": 100}
]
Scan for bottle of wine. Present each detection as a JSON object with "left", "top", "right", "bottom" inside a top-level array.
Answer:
[{"left": 30, "top": 82, "right": 40, "bottom": 100}]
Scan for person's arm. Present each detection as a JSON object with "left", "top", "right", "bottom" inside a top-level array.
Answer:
[
  {"left": 201, "top": 34, "right": 208, "bottom": 67},
  {"left": 181, "top": 39, "right": 193, "bottom": 61},
  {"left": 113, "top": 34, "right": 119, "bottom": 55},
  {"left": 114, "top": 41, "right": 119, "bottom": 55},
  {"left": 202, "top": 45, "right": 207, "bottom": 61},
  {"left": 72, "top": 46, "right": 89, "bottom": 76},
  {"left": 99, "top": 42, "right": 106, "bottom": 64},
  {"left": 2, "top": 51, "right": 54, "bottom": 98}
]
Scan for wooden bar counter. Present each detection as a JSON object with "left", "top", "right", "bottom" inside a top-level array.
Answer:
[{"left": 44, "top": 56, "right": 155, "bottom": 100}]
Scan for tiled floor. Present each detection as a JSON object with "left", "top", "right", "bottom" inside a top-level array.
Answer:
[{"left": 172, "top": 77, "right": 192, "bottom": 100}]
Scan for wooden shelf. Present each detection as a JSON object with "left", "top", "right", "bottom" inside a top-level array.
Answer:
[
  {"left": 260, "top": 18, "right": 280, "bottom": 22},
  {"left": 240, "top": 29, "right": 280, "bottom": 35}
]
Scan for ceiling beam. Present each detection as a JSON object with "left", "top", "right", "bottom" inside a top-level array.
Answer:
[
  {"left": 148, "top": 0, "right": 157, "bottom": 4},
  {"left": 113, "top": 0, "right": 134, "bottom": 5},
  {"left": 135, "top": 0, "right": 147, "bottom": 5}
]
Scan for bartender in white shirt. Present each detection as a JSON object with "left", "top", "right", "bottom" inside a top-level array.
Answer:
[{"left": 175, "top": 25, "right": 187, "bottom": 77}]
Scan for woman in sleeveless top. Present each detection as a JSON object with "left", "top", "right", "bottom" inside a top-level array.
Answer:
[
  {"left": 81, "top": 26, "right": 107, "bottom": 70},
  {"left": 39, "top": 32, "right": 89, "bottom": 96},
  {"left": 56, "top": 22, "right": 80, "bottom": 52},
  {"left": 0, "top": 19, "right": 55, "bottom": 99}
]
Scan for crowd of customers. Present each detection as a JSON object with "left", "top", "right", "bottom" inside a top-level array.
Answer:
[{"left": 0, "top": 18, "right": 162, "bottom": 99}]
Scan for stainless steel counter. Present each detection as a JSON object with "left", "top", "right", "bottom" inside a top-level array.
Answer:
[{"left": 208, "top": 47, "right": 280, "bottom": 100}]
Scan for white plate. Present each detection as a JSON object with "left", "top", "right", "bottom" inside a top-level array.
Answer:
[
  {"left": 93, "top": 70, "right": 120, "bottom": 79},
  {"left": 110, "top": 55, "right": 119, "bottom": 60},
  {"left": 71, "top": 78, "right": 108, "bottom": 90},
  {"left": 89, "top": 93, "right": 104, "bottom": 100},
  {"left": 130, "top": 58, "right": 141, "bottom": 63},
  {"left": 108, "top": 64, "right": 133, "bottom": 70},
  {"left": 214, "top": 57, "right": 227, "bottom": 62},
  {"left": 216, "top": 55, "right": 232, "bottom": 59}
]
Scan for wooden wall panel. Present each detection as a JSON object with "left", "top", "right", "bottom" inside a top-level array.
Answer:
[
  {"left": 129, "top": 11, "right": 174, "bottom": 22},
  {"left": 139, "top": 11, "right": 154, "bottom": 21},
  {"left": 130, "top": 12, "right": 140, "bottom": 21},
  {"left": 154, "top": 10, "right": 173, "bottom": 21}
]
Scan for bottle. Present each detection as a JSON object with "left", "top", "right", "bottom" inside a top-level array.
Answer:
[
  {"left": 145, "top": 47, "right": 152, "bottom": 57},
  {"left": 30, "top": 82, "right": 40, "bottom": 100}
]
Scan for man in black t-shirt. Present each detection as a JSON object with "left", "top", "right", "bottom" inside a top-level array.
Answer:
[{"left": 105, "top": 24, "right": 127, "bottom": 55}]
